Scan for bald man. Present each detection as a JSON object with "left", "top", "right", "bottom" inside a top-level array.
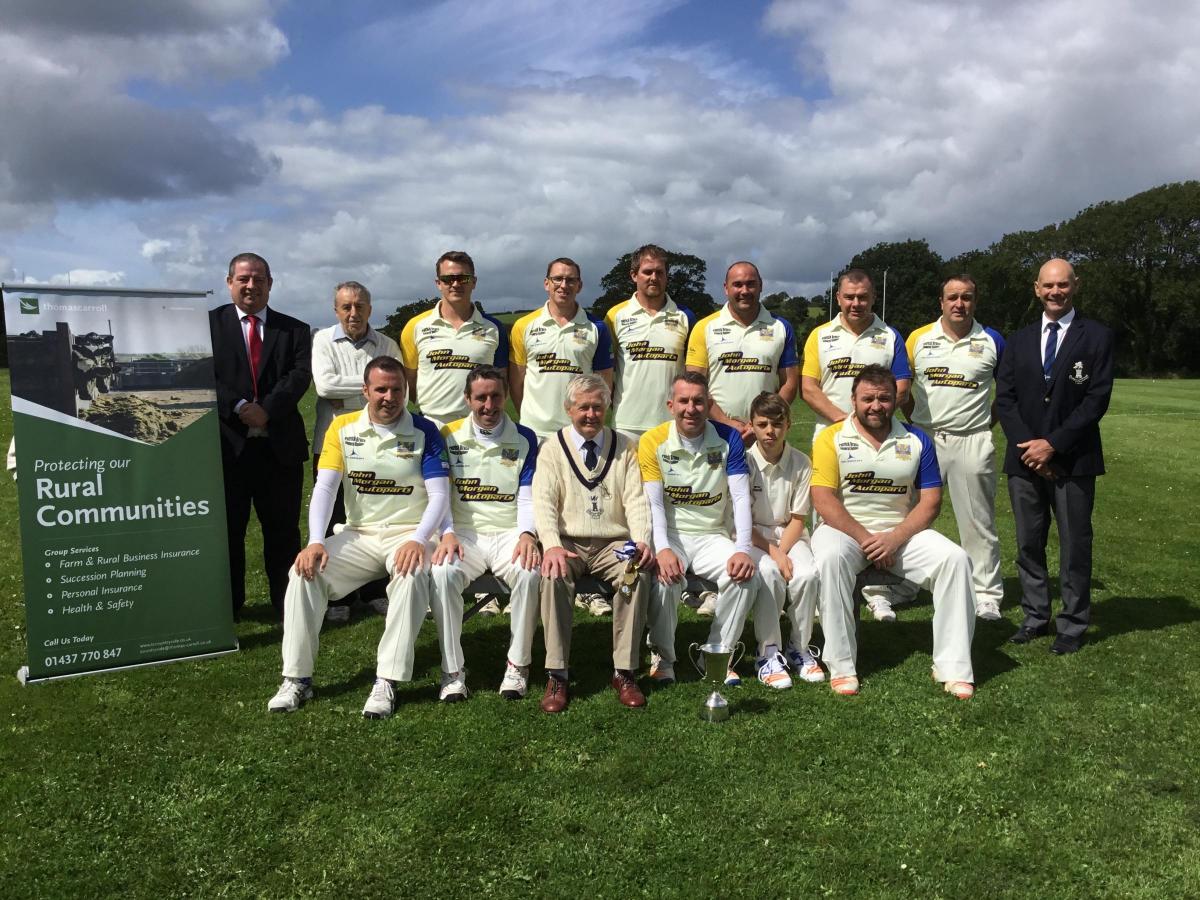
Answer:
[{"left": 995, "top": 259, "right": 1113, "bottom": 655}]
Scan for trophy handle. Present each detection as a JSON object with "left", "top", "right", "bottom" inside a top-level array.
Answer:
[
  {"left": 688, "top": 642, "right": 704, "bottom": 676},
  {"left": 730, "top": 641, "right": 746, "bottom": 669}
]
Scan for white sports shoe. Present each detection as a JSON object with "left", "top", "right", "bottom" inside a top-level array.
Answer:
[
  {"left": 439, "top": 669, "right": 470, "bottom": 702},
  {"left": 267, "top": 677, "right": 313, "bottom": 712},
  {"left": 362, "top": 678, "right": 396, "bottom": 718},
  {"left": 975, "top": 599, "right": 1002, "bottom": 621},
  {"left": 785, "top": 643, "right": 826, "bottom": 683},
  {"left": 756, "top": 653, "right": 793, "bottom": 690},
  {"left": 649, "top": 649, "right": 675, "bottom": 683},
  {"left": 695, "top": 591, "right": 718, "bottom": 617},
  {"left": 498, "top": 661, "right": 529, "bottom": 700},
  {"left": 587, "top": 594, "right": 613, "bottom": 616},
  {"left": 478, "top": 597, "right": 502, "bottom": 616},
  {"left": 866, "top": 595, "right": 897, "bottom": 622},
  {"left": 324, "top": 604, "right": 350, "bottom": 624}
]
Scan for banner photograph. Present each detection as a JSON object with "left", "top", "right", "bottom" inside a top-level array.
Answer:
[{"left": 3, "top": 285, "right": 237, "bottom": 682}]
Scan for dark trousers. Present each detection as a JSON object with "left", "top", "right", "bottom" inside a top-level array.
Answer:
[
  {"left": 223, "top": 438, "right": 303, "bottom": 614},
  {"left": 1007, "top": 472, "right": 1096, "bottom": 641},
  {"left": 312, "top": 455, "right": 388, "bottom": 607}
]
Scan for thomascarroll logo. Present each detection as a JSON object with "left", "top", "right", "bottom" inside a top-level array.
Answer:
[{"left": 20, "top": 297, "right": 39, "bottom": 314}]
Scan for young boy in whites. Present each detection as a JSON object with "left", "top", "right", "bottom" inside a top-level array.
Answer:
[
  {"left": 744, "top": 392, "right": 823, "bottom": 688},
  {"left": 267, "top": 358, "right": 451, "bottom": 719},
  {"left": 430, "top": 366, "right": 541, "bottom": 701},
  {"left": 641, "top": 372, "right": 761, "bottom": 686}
]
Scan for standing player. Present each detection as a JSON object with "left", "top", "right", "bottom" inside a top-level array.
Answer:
[
  {"left": 801, "top": 268, "right": 913, "bottom": 622},
  {"left": 641, "top": 372, "right": 762, "bottom": 686},
  {"left": 401, "top": 251, "right": 509, "bottom": 430},
  {"left": 810, "top": 365, "right": 975, "bottom": 699},
  {"left": 267, "top": 357, "right": 450, "bottom": 718},
  {"left": 311, "top": 280, "right": 400, "bottom": 623},
  {"left": 686, "top": 261, "right": 799, "bottom": 442},
  {"left": 509, "top": 258, "right": 613, "bottom": 441},
  {"left": 744, "top": 392, "right": 823, "bottom": 685},
  {"left": 430, "top": 366, "right": 541, "bottom": 701},
  {"left": 605, "top": 244, "right": 696, "bottom": 442},
  {"left": 904, "top": 275, "right": 1006, "bottom": 621}
]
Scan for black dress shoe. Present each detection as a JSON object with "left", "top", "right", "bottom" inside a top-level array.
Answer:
[
  {"left": 1050, "top": 636, "right": 1082, "bottom": 654},
  {"left": 1008, "top": 624, "right": 1049, "bottom": 644}
]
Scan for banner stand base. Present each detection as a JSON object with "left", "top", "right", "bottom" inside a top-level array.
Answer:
[{"left": 16, "top": 644, "right": 240, "bottom": 686}]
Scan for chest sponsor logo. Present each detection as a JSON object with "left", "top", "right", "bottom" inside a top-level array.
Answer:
[
  {"left": 922, "top": 366, "right": 979, "bottom": 390},
  {"left": 664, "top": 485, "right": 724, "bottom": 507},
  {"left": 533, "top": 351, "right": 583, "bottom": 374},
  {"left": 625, "top": 339, "right": 679, "bottom": 362},
  {"left": 838, "top": 441, "right": 858, "bottom": 451},
  {"left": 717, "top": 350, "right": 772, "bottom": 373},
  {"left": 348, "top": 470, "right": 415, "bottom": 495},
  {"left": 845, "top": 471, "right": 906, "bottom": 495},
  {"left": 427, "top": 347, "right": 479, "bottom": 370},
  {"left": 453, "top": 477, "right": 515, "bottom": 503},
  {"left": 827, "top": 357, "right": 866, "bottom": 378},
  {"left": 343, "top": 436, "right": 366, "bottom": 446}
]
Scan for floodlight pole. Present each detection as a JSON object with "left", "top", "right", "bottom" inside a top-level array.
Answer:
[{"left": 882, "top": 268, "right": 889, "bottom": 322}]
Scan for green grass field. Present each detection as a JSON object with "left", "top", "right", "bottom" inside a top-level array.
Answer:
[{"left": 1, "top": 374, "right": 1197, "bottom": 898}]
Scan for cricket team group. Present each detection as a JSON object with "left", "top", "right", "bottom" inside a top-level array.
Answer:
[{"left": 211, "top": 244, "right": 1114, "bottom": 719}]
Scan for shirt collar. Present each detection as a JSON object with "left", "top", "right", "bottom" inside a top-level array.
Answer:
[
  {"left": 569, "top": 426, "right": 605, "bottom": 453},
  {"left": 932, "top": 318, "right": 982, "bottom": 343},
  {"left": 663, "top": 419, "right": 721, "bottom": 453},
  {"left": 456, "top": 413, "right": 516, "bottom": 446},
  {"left": 748, "top": 441, "right": 787, "bottom": 470},
  {"left": 624, "top": 293, "right": 679, "bottom": 318},
  {"left": 332, "top": 324, "right": 380, "bottom": 346},
  {"left": 352, "top": 408, "right": 414, "bottom": 436},
  {"left": 1043, "top": 307, "right": 1075, "bottom": 331},
  {"left": 240, "top": 309, "right": 266, "bottom": 325},
  {"left": 834, "top": 313, "right": 883, "bottom": 335},
  {"left": 434, "top": 300, "right": 484, "bottom": 326},
  {"left": 539, "top": 301, "right": 588, "bottom": 327},
  {"left": 842, "top": 413, "right": 907, "bottom": 445},
  {"left": 719, "top": 302, "right": 772, "bottom": 329}
]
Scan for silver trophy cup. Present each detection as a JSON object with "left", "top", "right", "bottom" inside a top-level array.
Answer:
[{"left": 689, "top": 641, "right": 744, "bottom": 723}]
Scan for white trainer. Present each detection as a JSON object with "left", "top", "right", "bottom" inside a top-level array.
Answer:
[
  {"left": 975, "top": 599, "right": 1002, "bottom": 621},
  {"left": 695, "top": 591, "right": 718, "bottom": 617},
  {"left": 866, "top": 595, "right": 897, "bottom": 622},
  {"left": 324, "top": 604, "right": 350, "bottom": 624},
  {"left": 756, "top": 653, "right": 793, "bottom": 690},
  {"left": 785, "top": 643, "right": 825, "bottom": 683},
  {"left": 478, "top": 596, "right": 501, "bottom": 616},
  {"left": 362, "top": 678, "right": 396, "bottom": 718},
  {"left": 498, "top": 661, "right": 529, "bottom": 699},
  {"left": 587, "top": 594, "right": 613, "bottom": 616},
  {"left": 439, "top": 669, "right": 470, "bottom": 703},
  {"left": 649, "top": 649, "right": 675, "bottom": 684},
  {"left": 267, "top": 678, "right": 313, "bottom": 712}
]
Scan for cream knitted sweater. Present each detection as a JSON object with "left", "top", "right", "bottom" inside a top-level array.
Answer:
[{"left": 533, "top": 427, "right": 651, "bottom": 548}]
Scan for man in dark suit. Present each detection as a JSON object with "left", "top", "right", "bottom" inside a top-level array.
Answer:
[
  {"left": 211, "top": 252, "right": 312, "bottom": 617},
  {"left": 995, "top": 258, "right": 1113, "bottom": 654}
]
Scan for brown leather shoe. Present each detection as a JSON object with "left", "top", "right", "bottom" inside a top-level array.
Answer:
[
  {"left": 540, "top": 676, "right": 569, "bottom": 714},
  {"left": 612, "top": 671, "right": 646, "bottom": 708}
]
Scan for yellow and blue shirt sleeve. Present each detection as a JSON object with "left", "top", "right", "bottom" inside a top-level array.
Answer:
[
  {"left": 589, "top": 313, "right": 613, "bottom": 370},
  {"left": 715, "top": 421, "right": 749, "bottom": 476},
  {"left": 517, "top": 424, "right": 538, "bottom": 487},
  {"left": 888, "top": 325, "right": 913, "bottom": 381},
  {"left": 509, "top": 312, "right": 534, "bottom": 367},
  {"left": 317, "top": 412, "right": 354, "bottom": 471},
  {"left": 778, "top": 316, "right": 799, "bottom": 369},
  {"left": 638, "top": 423, "right": 670, "bottom": 482},
  {"left": 984, "top": 326, "right": 1006, "bottom": 371},
  {"left": 414, "top": 415, "right": 451, "bottom": 480},
  {"left": 810, "top": 422, "right": 841, "bottom": 489},
  {"left": 399, "top": 312, "right": 427, "bottom": 369},
  {"left": 481, "top": 310, "right": 510, "bottom": 369},
  {"left": 801, "top": 325, "right": 824, "bottom": 379},
  {"left": 904, "top": 424, "right": 942, "bottom": 489},
  {"left": 685, "top": 312, "right": 716, "bottom": 369}
]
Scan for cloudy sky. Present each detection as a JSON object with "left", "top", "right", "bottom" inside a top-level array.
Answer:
[{"left": 1, "top": 0, "right": 1195, "bottom": 327}]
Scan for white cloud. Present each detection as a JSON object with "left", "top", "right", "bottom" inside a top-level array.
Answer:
[
  {"left": 5, "top": 0, "right": 1199, "bottom": 329},
  {"left": 49, "top": 269, "right": 126, "bottom": 287}
]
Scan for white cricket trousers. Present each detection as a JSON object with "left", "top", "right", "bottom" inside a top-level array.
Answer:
[
  {"left": 933, "top": 429, "right": 1003, "bottom": 605},
  {"left": 647, "top": 532, "right": 760, "bottom": 663},
  {"left": 751, "top": 537, "right": 820, "bottom": 656},
  {"left": 280, "top": 527, "right": 434, "bottom": 682},
  {"left": 430, "top": 529, "right": 541, "bottom": 668},
  {"left": 811, "top": 524, "right": 976, "bottom": 682}
]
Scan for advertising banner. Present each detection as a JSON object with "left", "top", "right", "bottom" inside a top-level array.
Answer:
[{"left": 3, "top": 284, "right": 237, "bottom": 682}]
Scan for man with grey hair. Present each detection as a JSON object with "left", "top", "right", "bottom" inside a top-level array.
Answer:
[
  {"left": 531, "top": 373, "right": 655, "bottom": 713},
  {"left": 311, "top": 280, "right": 401, "bottom": 623}
]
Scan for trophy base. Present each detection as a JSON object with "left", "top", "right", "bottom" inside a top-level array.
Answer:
[{"left": 700, "top": 691, "right": 730, "bottom": 723}]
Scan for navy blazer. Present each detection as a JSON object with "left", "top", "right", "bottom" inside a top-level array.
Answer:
[
  {"left": 995, "top": 313, "right": 1114, "bottom": 478},
  {"left": 209, "top": 302, "right": 312, "bottom": 463}
]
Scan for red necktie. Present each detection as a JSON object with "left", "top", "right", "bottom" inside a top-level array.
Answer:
[{"left": 245, "top": 314, "right": 262, "bottom": 400}]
